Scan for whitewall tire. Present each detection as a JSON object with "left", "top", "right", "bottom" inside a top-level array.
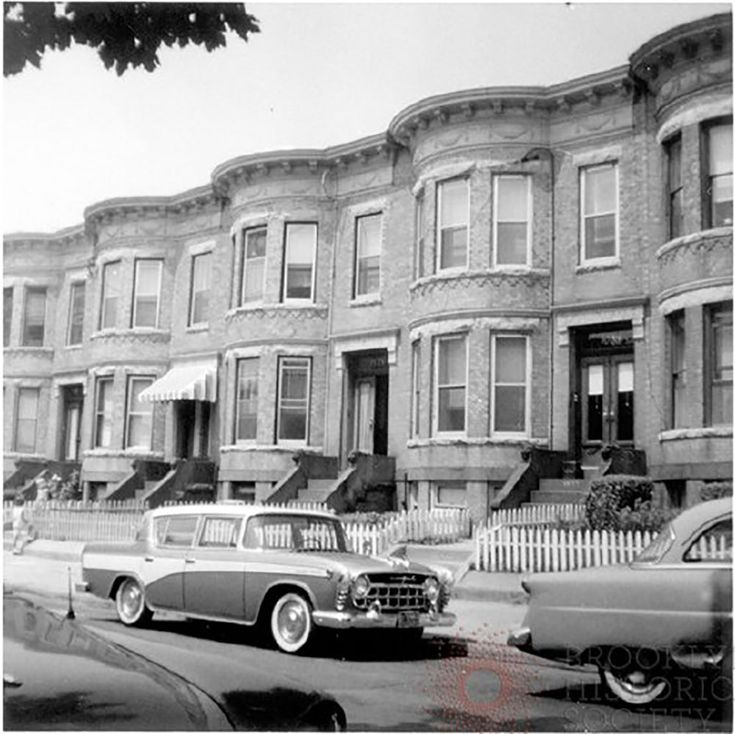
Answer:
[
  {"left": 270, "top": 592, "right": 313, "bottom": 654},
  {"left": 115, "top": 577, "right": 153, "bottom": 627}
]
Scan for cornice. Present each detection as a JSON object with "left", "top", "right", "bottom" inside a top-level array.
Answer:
[{"left": 4, "top": 224, "right": 87, "bottom": 249}]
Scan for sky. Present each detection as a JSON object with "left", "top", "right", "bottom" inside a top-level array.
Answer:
[{"left": 2, "top": 1, "right": 730, "bottom": 234}]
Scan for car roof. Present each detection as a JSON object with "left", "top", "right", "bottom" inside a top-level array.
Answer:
[{"left": 147, "top": 503, "right": 337, "bottom": 521}]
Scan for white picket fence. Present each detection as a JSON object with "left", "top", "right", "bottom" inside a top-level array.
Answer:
[
  {"left": 476, "top": 524, "right": 656, "bottom": 573},
  {"left": 486, "top": 503, "right": 586, "bottom": 528}
]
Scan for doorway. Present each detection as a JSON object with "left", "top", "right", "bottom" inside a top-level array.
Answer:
[
  {"left": 346, "top": 350, "right": 389, "bottom": 456},
  {"left": 60, "top": 385, "right": 83, "bottom": 461},
  {"left": 175, "top": 401, "right": 211, "bottom": 459}
]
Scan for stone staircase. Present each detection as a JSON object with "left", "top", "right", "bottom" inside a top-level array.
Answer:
[
  {"left": 296, "top": 478, "right": 336, "bottom": 504},
  {"left": 529, "top": 478, "right": 589, "bottom": 505},
  {"left": 135, "top": 480, "right": 159, "bottom": 502}
]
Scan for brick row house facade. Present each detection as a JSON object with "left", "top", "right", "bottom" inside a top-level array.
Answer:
[{"left": 3, "top": 14, "right": 732, "bottom": 518}]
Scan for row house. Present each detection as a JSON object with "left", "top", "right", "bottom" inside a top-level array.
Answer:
[{"left": 3, "top": 14, "right": 732, "bottom": 518}]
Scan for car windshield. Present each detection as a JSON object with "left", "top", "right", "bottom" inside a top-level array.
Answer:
[
  {"left": 635, "top": 522, "right": 675, "bottom": 563},
  {"left": 243, "top": 514, "right": 347, "bottom": 552}
]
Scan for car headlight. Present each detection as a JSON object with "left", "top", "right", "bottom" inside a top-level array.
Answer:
[
  {"left": 423, "top": 577, "right": 440, "bottom": 603},
  {"left": 351, "top": 574, "right": 370, "bottom": 599}
]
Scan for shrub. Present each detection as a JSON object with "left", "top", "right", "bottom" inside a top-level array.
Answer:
[
  {"left": 614, "top": 500, "right": 676, "bottom": 533},
  {"left": 700, "top": 481, "right": 733, "bottom": 502},
  {"left": 585, "top": 475, "right": 655, "bottom": 531}
]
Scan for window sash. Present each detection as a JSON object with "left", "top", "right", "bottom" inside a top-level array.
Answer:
[
  {"left": 277, "top": 357, "right": 310, "bottom": 443},
  {"left": 4, "top": 287, "right": 13, "bottom": 347},
  {"left": 706, "top": 303, "right": 733, "bottom": 426},
  {"left": 435, "top": 482, "right": 467, "bottom": 508},
  {"left": 125, "top": 377, "right": 154, "bottom": 449},
  {"left": 284, "top": 224, "right": 316, "bottom": 301},
  {"left": 666, "top": 136, "right": 684, "bottom": 240},
  {"left": 492, "top": 335, "right": 529, "bottom": 435},
  {"left": 15, "top": 388, "right": 39, "bottom": 453},
  {"left": 94, "top": 378, "right": 113, "bottom": 448},
  {"left": 434, "top": 336, "right": 467, "bottom": 434},
  {"left": 189, "top": 252, "right": 211, "bottom": 325},
  {"left": 355, "top": 213, "right": 381, "bottom": 297},
  {"left": 100, "top": 261, "right": 121, "bottom": 330},
  {"left": 494, "top": 175, "right": 531, "bottom": 266},
  {"left": 22, "top": 288, "right": 46, "bottom": 347},
  {"left": 669, "top": 311, "right": 686, "bottom": 429},
  {"left": 242, "top": 227, "right": 266, "bottom": 304},
  {"left": 67, "top": 282, "right": 86, "bottom": 345},
  {"left": 410, "top": 341, "right": 420, "bottom": 438},
  {"left": 580, "top": 164, "right": 618, "bottom": 262},
  {"left": 437, "top": 179, "right": 468, "bottom": 270},
  {"left": 704, "top": 121, "right": 733, "bottom": 228},
  {"left": 132, "top": 260, "right": 162, "bottom": 328},
  {"left": 414, "top": 194, "right": 426, "bottom": 279},
  {"left": 236, "top": 358, "right": 259, "bottom": 442}
]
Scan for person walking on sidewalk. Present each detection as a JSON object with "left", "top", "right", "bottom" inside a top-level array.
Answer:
[{"left": 11, "top": 496, "right": 33, "bottom": 555}]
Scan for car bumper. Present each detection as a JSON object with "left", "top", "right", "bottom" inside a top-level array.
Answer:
[
  {"left": 75, "top": 582, "right": 90, "bottom": 593},
  {"left": 313, "top": 609, "right": 456, "bottom": 630}
]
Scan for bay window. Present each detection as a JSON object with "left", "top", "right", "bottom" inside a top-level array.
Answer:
[
  {"left": 94, "top": 377, "right": 113, "bottom": 448},
  {"left": 492, "top": 335, "right": 529, "bottom": 435},
  {"left": 132, "top": 259, "right": 162, "bottom": 328},
  {"left": 703, "top": 119, "right": 733, "bottom": 228},
  {"left": 494, "top": 175, "right": 531, "bottom": 266},
  {"left": 437, "top": 178, "right": 468, "bottom": 270},
  {"left": 15, "top": 387, "right": 39, "bottom": 453},
  {"left": 125, "top": 376, "right": 154, "bottom": 449},
  {"left": 277, "top": 356, "right": 311, "bottom": 443},
  {"left": 236, "top": 358, "right": 259, "bottom": 441},
  {"left": 283, "top": 223, "right": 316, "bottom": 301},
  {"left": 434, "top": 335, "right": 467, "bottom": 434},
  {"left": 241, "top": 227, "right": 266, "bottom": 304},
  {"left": 705, "top": 302, "right": 733, "bottom": 426},
  {"left": 99, "top": 260, "right": 121, "bottom": 330}
]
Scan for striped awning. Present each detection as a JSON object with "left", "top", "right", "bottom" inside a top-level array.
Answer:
[{"left": 139, "top": 360, "right": 217, "bottom": 403}]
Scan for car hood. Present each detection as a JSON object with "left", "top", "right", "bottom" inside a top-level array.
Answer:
[{"left": 268, "top": 550, "right": 439, "bottom": 578}]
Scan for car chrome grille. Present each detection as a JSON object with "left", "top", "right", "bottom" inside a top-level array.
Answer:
[{"left": 353, "top": 574, "right": 429, "bottom": 612}]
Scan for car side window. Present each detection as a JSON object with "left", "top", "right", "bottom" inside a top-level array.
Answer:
[
  {"left": 684, "top": 518, "right": 733, "bottom": 563},
  {"left": 154, "top": 516, "right": 199, "bottom": 547},
  {"left": 198, "top": 517, "right": 242, "bottom": 548}
]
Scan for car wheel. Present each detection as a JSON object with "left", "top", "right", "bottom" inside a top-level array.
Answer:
[
  {"left": 599, "top": 665, "right": 668, "bottom": 705},
  {"left": 115, "top": 577, "right": 153, "bottom": 627},
  {"left": 271, "top": 592, "right": 313, "bottom": 654}
]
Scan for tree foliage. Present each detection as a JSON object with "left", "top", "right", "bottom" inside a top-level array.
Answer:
[{"left": 4, "top": 2, "right": 259, "bottom": 76}]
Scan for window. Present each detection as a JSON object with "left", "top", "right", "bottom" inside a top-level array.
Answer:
[
  {"left": 705, "top": 302, "right": 733, "bottom": 426},
  {"left": 492, "top": 335, "right": 529, "bottom": 435},
  {"left": 665, "top": 135, "right": 683, "bottom": 240},
  {"left": 232, "top": 481, "right": 256, "bottom": 503},
  {"left": 132, "top": 259, "right": 162, "bottom": 328},
  {"left": 241, "top": 227, "right": 266, "bottom": 304},
  {"left": 67, "top": 282, "right": 86, "bottom": 345},
  {"left": 125, "top": 376, "right": 154, "bottom": 449},
  {"left": 277, "top": 357, "right": 311, "bottom": 443},
  {"left": 580, "top": 163, "right": 618, "bottom": 262},
  {"left": 414, "top": 193, "right": 426, "bottom": 279},
  {"left": 100, "top": 260, "right": 121, "bottom": 330},
  {"left": 669, "top": 310, "right": 686, "bottom": 429},
  {"left": 410, "top": 340, "right": 421, "bottom": 439},
  {"left": 684, "top": 519, "right": 732, "bottom": 563},
  {"left": 703, "top": 119, "right": 733, "bottom": 228},
  {"left": 94, "top": 378, "right": 113, "bottom": 448},
  {"left": 283, "top": 223, "right": 316, "bottom": 301},
  {"left": 4, "top": 287, "right": 13, "bottom": 347},
  {"left": 354, "top": 213, "right": 381, "bottom": 297},
  {"left": 189, "top": 252, "right": 211, "bottom": 325},
  {"left": 494, "top": 175, "right": 531, "bottom": 266},
  {"left": 437, "top": 178, "right": 468, "bottom": 270},
  {"left": 435, "top": 481, "right": 467, "bottom": 508},
  {"left": 434, "top": 335, "right": 467, "bottom": 434},
  {"left": 154, "top": 516, "right": 198, "bottom": 547},
  {"left": 198, "top": 516, "right": 242, "bottom": 548},
  {"left": 15, "top": 387, "right": 39, "bottom": 453},
  {"left": 236, "top": 358, "right": 259, "bottom": 441},
  {"left": 22, "top": 287, "right": 46, "bottom": 347}
]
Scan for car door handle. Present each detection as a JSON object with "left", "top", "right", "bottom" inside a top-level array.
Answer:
[
  {"left": 185, "top": 558, "right": 196, "bottom": 564},
  {"left": 144, "top": 556, "right": 154, "bottom": 562}
]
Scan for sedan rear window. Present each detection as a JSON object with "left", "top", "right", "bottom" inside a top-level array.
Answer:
[
  {"left": 684, "top": 519, "right": 732, "bottom": 563},
  {"left": 635, "top": 523, "right": 675, "bottom": 563}
]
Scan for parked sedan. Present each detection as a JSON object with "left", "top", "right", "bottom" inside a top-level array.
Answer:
[
  {"left": 508, "top": 498, "right": 732, "bottom": 705},
  {"left": 79, "top": 504, "right": 455, "bottom": 654}
]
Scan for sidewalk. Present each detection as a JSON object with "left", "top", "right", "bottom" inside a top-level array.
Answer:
[{"left": 3, "top": 535, "right": 528, "bottom": 605}]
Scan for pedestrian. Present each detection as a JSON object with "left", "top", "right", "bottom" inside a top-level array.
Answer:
[{"left": 11, "top": 496, "right": 32, "bottom": 555}]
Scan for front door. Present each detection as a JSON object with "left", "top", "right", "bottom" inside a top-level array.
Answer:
[
  {"left": 353, "top": 377, "right": 375, "bottom": 453},
  {"left": 581, "top": 356, "right": 634, "bottom": 448},
  {"left": 60, "top": 385, "right": 83, "bottom": 461}
]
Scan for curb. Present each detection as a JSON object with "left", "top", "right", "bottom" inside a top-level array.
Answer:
[{"left": 4, "top": 540, "right": 83, "bottom": 563}]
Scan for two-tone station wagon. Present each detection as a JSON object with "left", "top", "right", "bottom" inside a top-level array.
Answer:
[{"left": 80, "top": 504, "right": 456, "bottom": 654}]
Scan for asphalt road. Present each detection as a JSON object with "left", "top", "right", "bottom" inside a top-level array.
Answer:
[{"left": 4, "top": 552, "right": 731, "bottom": 731}]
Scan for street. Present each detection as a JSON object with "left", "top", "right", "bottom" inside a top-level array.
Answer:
[{"left": 3, "top": 551, "right": 731, "bottom": 732}]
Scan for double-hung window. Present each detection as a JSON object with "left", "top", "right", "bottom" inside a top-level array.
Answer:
[
  {"left": 283, "top": 223, "right": 316, "bottom": 301},
  {"left": 414, "top": 194, "right": 426, "bottom": 279},
  {"left": 277, "top": 357, "right": 311, "bottom": 443},
  {"left": 580, "top": 163, "right": 618, "bottom": 262},
  {"left": 67, "top": 282, "right": 86, "bottom": 345},
  {"left": 669, "top": 311, "right": 686, "bottom": 429},
  {"left": 94, "top": 377, "right": 113, "bottom": 448},
  {"left": 100, "top": 260, "right": 121, "bottom": 330},
  {"left": 494, "top": 175, "right": 531, "bottom": 266},
  {"left": 236, "top": 358, "right": 259, "bottom": 442},
  {"left": 132, "top": 259, "right": 162, "bottom": 328},
  {"left": 15, "top": 387, "right": 39, "bottom": 453},
  {"left": 125, "top": 376, "right": 154, "bottom": 449},
  {"left": 703, "top": 119, "right": 733, "bottom": 228},
  {"left": 492, "top": 335, "right": 529, "bottom": 436},
  {"left": 410, "top": 340, "right": 421, "bottom": 439},
  {"left": 22, "top": 287, "right": 46, "bottom": 347},
  {"left": 189, "top": 252, "right": 211, "bottom": 326},
  {"left": 665, "top": 135, "right": 683, "bottom": 240},
  {"left": 437, "top": 178, "right": 468, "bottom": 270},
  {"left": 434, "top": 335, "right": 467, "bottom": 435},
  {"left": 705, "top": 302, "right": 733, "bottom": 426},
  {"left": 4, "top": 287, "right": 13, "bottom": 347},
  {"left": 241, "top": 227, "right": 266, "bottom": 304},
  {"left": 354, "top": 213, "right": 381, "bottom": 298}
]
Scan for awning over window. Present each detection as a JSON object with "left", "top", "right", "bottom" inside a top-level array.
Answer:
[{"left": 139, "top": 360, "right": 217, "bottom": 403}]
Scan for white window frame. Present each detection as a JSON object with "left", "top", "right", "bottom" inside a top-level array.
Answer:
[
  {"left": 354, "top": 212, "right": 382, "bottom": 299},
  {"left": 66, "top": 281, "right": 86, "bottom": 345},
  {"left": 491, "top": 334, "right": 531, "bottom": 438},
  {"left": 132, "top": 259, "right": 163, "bottom": 329},
  {"left": 580, "top": 162, "right": 619, "bottom": 265},
  {"left": 493, "top": 175, "right": 532, "bottom": 268},
  {"left": 432, "top": 334, "right": 468, "bottom": 437},
  {"left": 99, "top": 260, "right": 121, "bottom": 331},
  {"left": 283, "top": 223, "right": 317, "bottom": 303},
  {"left": 276, "top": 356, "right": 311, "bottom": 445},
  {"left": 124, "top": 375, "right": 154, "bottom": 450},
  {"left": 235, "top": 357, "right": 259, "bottom": 443},
  {"left": 94, "top": 377, "right": 113, "bottom": 448},
  {"left": 436, "top": 178, "right": 470, "bottom": 272},
  {"left": 21, "top": 286, "right": 47, "bottom": 347},
  {"left": 241, "top": 226, "right": 267, "bottom": 305},
  {"left": 410, "top": 340, "right": 421, "bottom": 439},
  {"left": 188, "top": 251, "right": 212, "bottom": 326},
  {"left": 413, "top": 193, "right": 426, "bottom": 279},
  {"left": 14, "top": 387, "right": 39, "bottom": 453}
]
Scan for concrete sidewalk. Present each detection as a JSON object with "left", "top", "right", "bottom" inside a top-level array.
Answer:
[{"left": 3, "top": 536, "right": 528, "bottom": 605}]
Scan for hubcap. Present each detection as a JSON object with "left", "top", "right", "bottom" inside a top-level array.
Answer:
[
  {"left": 121, "top": 583, "right": 142, "bottom": 617},
  {"left": 278, "top": 601, "right": 307, "bottom": 643}
]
